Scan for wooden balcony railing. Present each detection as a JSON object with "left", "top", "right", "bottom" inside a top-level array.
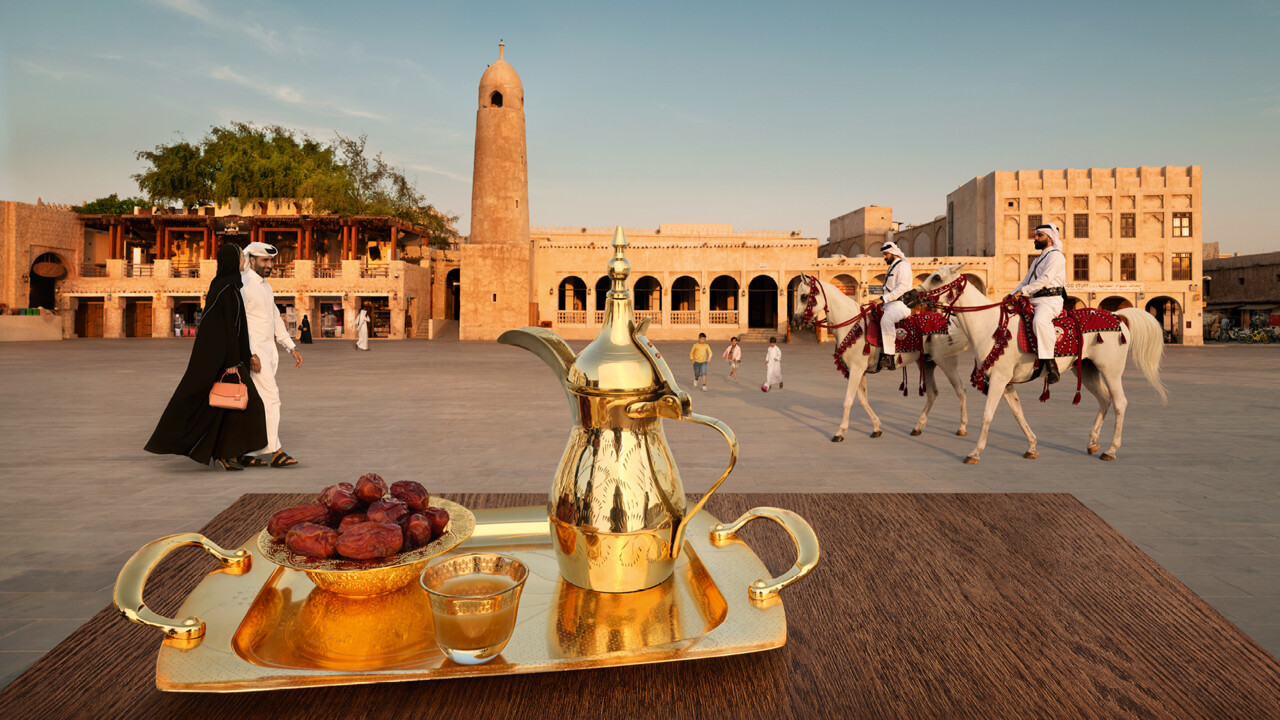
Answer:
[
  {"left": 709, "top": 311, "right": 738, "bottom": 325},
  {"left": 126, "top": 263, "right": 153, "bottom": 277},
  {"left": 670, "top": 310, "right": 698, "bottom": 325},
  {"left": 276, "top": 264, "right": 295, "bottom": 279},
  {"left": 314, "top": 263, "right": 341, "bottom": 278},
  {"left": 171, "top": 262, "right": 201, "bottom": 278},
  {"left": 360, "top": 264, "right": 388, "bottom": 279},
  {"left": 557, "top": 310, "right": 587, "bottom": 325},
  {"left": 80, "top": 263, "right": 107, "bottom": 278}
]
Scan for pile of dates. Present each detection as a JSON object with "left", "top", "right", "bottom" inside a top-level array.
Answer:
[{"left": 267, "top": 474, "right": 450, "bottom": 560}]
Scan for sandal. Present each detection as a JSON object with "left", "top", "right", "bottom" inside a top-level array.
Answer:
[
  {"left": 218, "top": 457, "right": 244, "bottom": 471},
  {"left": 271, "top": 450, "right": 299, "bottom": 468},
  {"left": 237, "top": 455, "right": 269, "bottom": 468}
]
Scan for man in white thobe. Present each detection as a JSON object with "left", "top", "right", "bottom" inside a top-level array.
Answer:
[
  {"left": 1011, "top": 223, "right": 1067, "bottom": 384},
  {"left": 241, "top": 242, "right": 304, "bottom": 466},
  {"left": 876, "top": 241, "right": 912, "bottom": 371}
]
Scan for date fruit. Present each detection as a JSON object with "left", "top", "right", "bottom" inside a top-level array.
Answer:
[
  {"left": 337, "top": 512, "right": 368, "bottom": 534},
  {"left": 355, "top": 473, "right": 388, "bottom": 504},
  {"left": 319, "top": 482, "right": 360, "bottom": 513},
  {"left": 389, "top": 481, "right": 430, "bottom": 512},
  {"left": 422, "top": 506, "right": 450, "bottom": 540},
  {"left": 403, "top": 513, "right": 432, "bottom": 549},
  {"left": 268, "top": 503, "right": 333, "bottom": 540},
  {"left": 335, "top": 522, "right": 403, "bottom": 560},
  {"left": 286, "top": 523, "right": 339, "bottom": 558},
  {"left": 367, "top": 498, "right": 409, "bottom": 525}
]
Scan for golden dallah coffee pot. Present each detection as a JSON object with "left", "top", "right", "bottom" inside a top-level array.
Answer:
[{"left": 499, "top": 227, "right": 738, "bottom": 593}]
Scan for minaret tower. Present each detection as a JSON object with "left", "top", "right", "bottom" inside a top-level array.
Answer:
[
  {"left": 461, "top": 42, "right": 534, "bottom": 340},
  {"left": 470, "top": 41, "right": 529, "bottom": 244}
]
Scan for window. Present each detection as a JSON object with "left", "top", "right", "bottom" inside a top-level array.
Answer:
[
  {"left": 1074, "top": 254, "right": 1089, "bottom": 281},
  {"left": 1120, "top": 253, "right": 1136, "bottom": 281},
  {"left": 1074, "top": 213, "right": 1088, "bottom": 239},
  {"left": 490, "top": 91, "right": 503, "bottom": 108},
  {"left": 1172, "top": 252, "right": 1192, "bottom": 281},
  {"left": 1121, "top": 213, "right": 1135, "bottom": 238},
  {"left": 1028, "top": 214, "right": 1042, "bottom": 235},
  {"left": 1173, "top": 212, "right": 1192, "bottom": 237}
]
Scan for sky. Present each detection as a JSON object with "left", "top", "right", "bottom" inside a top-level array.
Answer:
[{"left": 1, "top": 0, "right": 1278, "bottom": 254}]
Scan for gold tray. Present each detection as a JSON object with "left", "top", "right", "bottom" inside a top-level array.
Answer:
[{"left": 115, "top": 505, "right": 819, "bottom": 692}]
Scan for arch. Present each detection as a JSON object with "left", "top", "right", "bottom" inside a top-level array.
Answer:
[
  {"left": 558, "top": 275, "right": 587, "bottom": 311},
  {"left": 1145, "top": 296, "right": 1184, "bottom": 343},
  {"left": 446, "top": 268, "right": 460, "bottom": 321},
  {"left": 633, "top": 275, "right": 662, "bottom": 311},
  {"left": 490, "top": 91, "right": 503, "bottom": 108},
  {"left": 963, "top": 273, "right": 986, "bottom": 295},
  {"left": 1065, "top": 296, "right": 1087, "bottom": 311},
  {"left": 671, "top": 275, "right": 699, "bottom": 312},
  {"left": 747, "top": 275, "right": 779, "bottom": 329},
  {"left": 29, "top": 251, "right": 68, "bottom": 309},
  {"left": 831, "top": 274, "right": 859, "bottom": 297},
  {"left": 1098, "top": 255, "right": 1113, "bottom": 282},
  {"left": 786, "top": 274, "right": 806, "bottom": 319},
  {"left": 914, "top": 233, "right": 931, "bottom": 257},
  {"left": 1099, "top": 296, "right": 1133, "bottom": 312},
  {"left": 594, "top": 276, "right": 610, "bottom": 311},
  {"left": 709, "top": 275, "right": 739, "bottom": 311}
]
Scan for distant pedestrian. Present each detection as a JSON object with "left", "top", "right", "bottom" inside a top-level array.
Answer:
[
  {"left": 144, "top": 243, "right": 267, "bottom": 471},
  {"left": 690, "top": 332, "right": 711, "bottom": 391},
  {"left": 298, "top": 314, "right": 313, "bottom": 344},
  {"left": 763, "top": 336, "right": 783, "bottom": 391},
  {"left": 355, "top": 303, "right": 371, "bottom": 351},
  {"left": 722, "top": 336, "right": 741, "bottom": 383}
]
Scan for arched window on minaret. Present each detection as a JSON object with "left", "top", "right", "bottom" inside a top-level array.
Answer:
[{"left": 490, "top": 91, "right": 503, "bottom": 108}]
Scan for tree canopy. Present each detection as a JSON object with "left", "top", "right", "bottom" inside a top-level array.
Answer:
[
  {"left": 73, "top": 193, "right": 151, "bottom": 215},
  {"left": 133, "top": 122, "right": 458, "bottom": 246}
]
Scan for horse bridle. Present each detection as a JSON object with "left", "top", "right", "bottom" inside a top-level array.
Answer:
[
  {"left": 795, "top": 275, "right": 867, "bottom": 330},
  {"left": 915, "top": 274, "right": 969, "bottom": 313}
]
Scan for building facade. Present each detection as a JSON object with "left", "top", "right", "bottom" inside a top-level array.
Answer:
[{"left": 1204, "top": 251, "right": 1280, "bottom": 329}]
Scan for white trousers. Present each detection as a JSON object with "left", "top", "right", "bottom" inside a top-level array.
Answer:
[
  {"left": 880, "top": 301, "right": 911, "bottom": 355},
  {"left": 1030, "top": 296, "right": 1064, "bottom": 360},
  {"left": 249, "top": 349, "right": 283, "bottom": 454}
]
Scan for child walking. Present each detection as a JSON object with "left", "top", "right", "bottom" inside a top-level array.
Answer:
[
  {"left": 763, "top": 337, "right": 783, "bottom": 391},
  {"left": 722, "top": 337, "right": 741, "bottom": 383},
  {"left": 690, "top": 332, "right": 712, "bottom": 391}
]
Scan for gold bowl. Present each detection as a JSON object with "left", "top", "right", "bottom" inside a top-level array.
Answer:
[{"left": 257, "top": 497, "right": 475, "bottom": 597}]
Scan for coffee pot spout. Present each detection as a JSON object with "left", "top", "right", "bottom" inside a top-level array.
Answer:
[{"left": 497, "top": 327, "right": 576, "bottom": 388}]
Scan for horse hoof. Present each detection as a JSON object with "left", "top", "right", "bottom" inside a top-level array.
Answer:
[
  {"left": 910, "top": 429, "right": 923, "bottom": 437},
  {"left": 831, "top": 435, "right": 844, "bottom": 443},
  {"left": 1100, "top": 453, "right": 1116, "bottom": 462},
  {"left": 869, "top": 431, "right": 882, "bottom": 439},
  {"left": 1023, "top": 451, "right": 1038, "bottom": 460},
  {"left": 1087, "top": 444, "right": 1100, "bottom": 455},
  {"left": 962, "top": 456, "right": 980, "bottom": 464},
  {"left": 956, "top": 429, "right": 967, "bottom": 437}
]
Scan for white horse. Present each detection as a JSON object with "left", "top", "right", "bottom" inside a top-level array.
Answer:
[
  {"left": 914, "top": 263, "right": 1167, "bottom": 463},
  {"left": 794, "top": 276, "right": 970, "bottom": 442}
]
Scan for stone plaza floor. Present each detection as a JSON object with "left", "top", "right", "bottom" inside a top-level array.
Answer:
[{"left": 0, "top": 334, "right": 1277, "bottom": 686}]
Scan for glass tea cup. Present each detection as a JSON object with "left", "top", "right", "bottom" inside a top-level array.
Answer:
[{"left": 420, "top": 553, "right": 528, "bottom": 665}]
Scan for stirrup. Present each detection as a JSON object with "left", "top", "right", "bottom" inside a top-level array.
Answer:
[{"left": 1043, "top": 361, "right": 1061, "bottom": 385}]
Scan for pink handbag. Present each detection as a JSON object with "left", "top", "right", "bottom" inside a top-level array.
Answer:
[{"left": 209, "top": 368, "right": 249, "bottom": 410}]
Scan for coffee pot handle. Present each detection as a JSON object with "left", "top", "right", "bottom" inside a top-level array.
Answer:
[{"left": 671, "top": 412, "right": 738, "bottom": 554}]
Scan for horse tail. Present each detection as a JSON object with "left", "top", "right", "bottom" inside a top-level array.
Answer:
[{"left": 1116, "top": 308, "right": 1168, "bottom": 405}]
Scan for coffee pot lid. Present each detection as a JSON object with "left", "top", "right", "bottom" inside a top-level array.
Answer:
[{"left": 566, "top": 228, "right": 664, "bottom": 393}]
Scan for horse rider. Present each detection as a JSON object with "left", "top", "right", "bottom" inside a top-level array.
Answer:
[
  {"left": 1010, "top": 222, "right": 1067, "bottom": 384},
  {"left": 873, "top": 241, "right": 912, "bottom": 371}
]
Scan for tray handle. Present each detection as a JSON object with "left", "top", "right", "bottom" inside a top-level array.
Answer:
[
  {"left": 113, "top": 533, "right": 252, "bottom": 641},
  {"left": 709, "top": 507, "right": 819, "bottom": 602}
]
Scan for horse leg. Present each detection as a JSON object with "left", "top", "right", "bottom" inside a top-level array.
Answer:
[
  {"left": 831, "top": 369, "right": 862, "bottom": 442},
  {"left": 910, "top": 357, "right": 936, "bottom": 436},
  {"left": 1080, "top": 361, "right": 1111, "bottom": 455},
  {"left": 1002, "top": 386, "right": 1039, "bottom": 459},
  {"left": 964, "top": 375, "right": 1007, "bottom": 464},
  {"left": 857, "top": 373, "right": 883, "bottom": 438},
  {"left": 936, "top": 355, "right": 968, "bottom": 436},
  {"left": 1099, "top": 362, "right": 1128, "bottom": 461}
]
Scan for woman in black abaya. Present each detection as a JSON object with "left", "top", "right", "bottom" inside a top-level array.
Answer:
[
  {"left": 298, "top": 314, "right": 313, "bottom": 344},
  {"left": 145, "top": 243, "right": 267, "bottom": 470}
]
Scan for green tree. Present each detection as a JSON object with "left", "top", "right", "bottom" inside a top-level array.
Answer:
[
  {"left": 73, "top": 193, "right": 150, "bottom": 215},
  {"left": 131, "top": 122, "right": 458, "bottom": 246}
]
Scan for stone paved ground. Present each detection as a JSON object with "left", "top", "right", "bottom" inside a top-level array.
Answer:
[{"left": 0, "top": 335, "right": 1277, "bottom": 687}]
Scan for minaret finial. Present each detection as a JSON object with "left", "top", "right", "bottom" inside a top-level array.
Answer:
[{"left": 499, "top": 40, "right": 505, "bottom": 60}]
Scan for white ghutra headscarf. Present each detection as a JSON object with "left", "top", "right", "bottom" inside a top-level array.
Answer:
[
  {"left": 1034, "top": 223, "right": 1062, "bottom": 252},
  {"left": 880, "top": 241, "right": 906, "bottom": 260}
]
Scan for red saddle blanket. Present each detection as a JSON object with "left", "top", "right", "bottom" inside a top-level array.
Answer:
[
  {"left": 866, "top": 310, "right": 950, "bottom": 354},
  {"left": 1017, "top": 308, "right": 1123, "bottom": 357}
]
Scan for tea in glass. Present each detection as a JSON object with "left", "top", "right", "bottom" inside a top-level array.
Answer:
[{"left": 420, "top": 554, "right": 527, "bottom": 665}]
